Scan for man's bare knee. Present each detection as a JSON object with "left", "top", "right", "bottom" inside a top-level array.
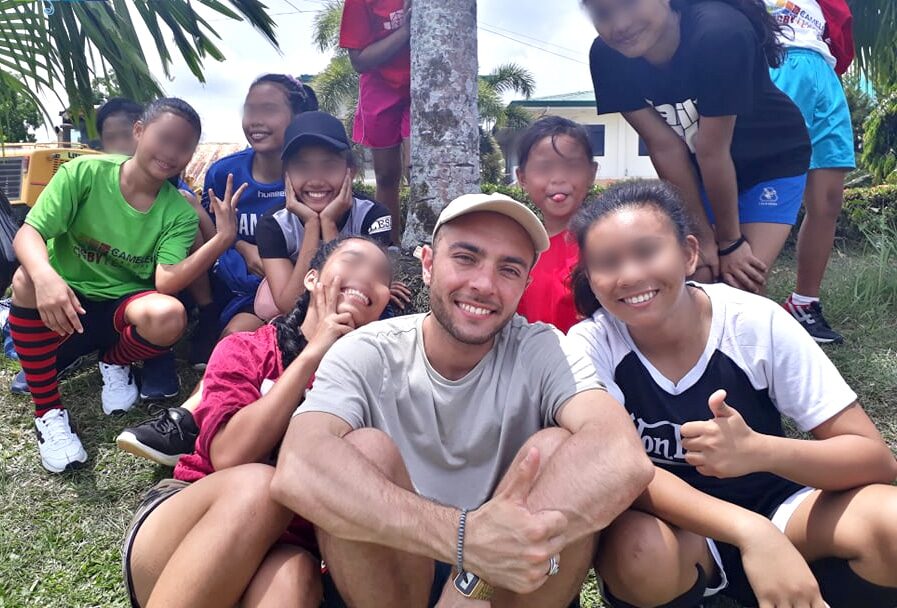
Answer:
[
  {"left": 596, "top": 511, "right": 697, "bottom": 606},
  {"left": 344, "top": 429, "right": 411, "bottom": 488}
]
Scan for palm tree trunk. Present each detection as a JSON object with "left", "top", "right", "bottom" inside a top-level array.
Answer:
[{"left": 402, "top": 0, "right": 480, "bottom": 248}]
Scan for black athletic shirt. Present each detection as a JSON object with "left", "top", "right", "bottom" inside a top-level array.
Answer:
[
  {"left": 569, "top": 283, "right": 857, "bottom": 516},
  {"left": 589, "top": 0, "right": 810, "bottom": 192}
]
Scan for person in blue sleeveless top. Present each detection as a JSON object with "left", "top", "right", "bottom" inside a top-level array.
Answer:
[
  {"left": 201, "top": 74, "right": 319, "bottom": 336},
  {"left": 568, "top": 181, "right": 897, "bottom": 608}
]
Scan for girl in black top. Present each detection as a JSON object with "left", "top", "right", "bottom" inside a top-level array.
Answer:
[{"left": 586, "top": 0, "right": 810, "bottom": 294}]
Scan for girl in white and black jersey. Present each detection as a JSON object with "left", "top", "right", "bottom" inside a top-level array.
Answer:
[{"left": 567, "top": 180, "right": 897, "bottom": 608}]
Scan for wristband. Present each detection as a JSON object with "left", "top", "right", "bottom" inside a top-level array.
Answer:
[
  {"left": 456, "top": 508, "right": 468, "bottom": 574},
  {"left": 718, "top": 235, "right": 747, "bottom": 257}
]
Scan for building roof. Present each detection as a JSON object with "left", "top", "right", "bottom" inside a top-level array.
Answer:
[{"left": 510, "top": 91, "right": 595, "bottom": 108}]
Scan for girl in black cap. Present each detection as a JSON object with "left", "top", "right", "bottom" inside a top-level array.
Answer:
[{"left": 254, "top": 111, "right": 409, "bottom": 323}]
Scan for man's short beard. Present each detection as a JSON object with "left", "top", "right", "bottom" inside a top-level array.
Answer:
[{"left": 429, "top": 290, "right": 509, "bottom": 346}]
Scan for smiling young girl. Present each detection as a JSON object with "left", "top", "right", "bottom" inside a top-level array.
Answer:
[
  {"left": 9, "top": 98, "right": 245, "bottom": 473},
  {"left": 122, "top": 236, "right": 392, "bottom": 608},
  {"left": 203, "top": 74, "right": 318, "bottom": 334},
  {"left": 567, "top": 181, "right": 897, "bottom": 608},
  {"left": 253, "top": 110, "right": 402, "bottom": 326},
  {"left": 585, "top": 0, "right": 810, "bottom": 294},
  {"left": 515, "top": 116, "right": 597, "bottom": 332}
]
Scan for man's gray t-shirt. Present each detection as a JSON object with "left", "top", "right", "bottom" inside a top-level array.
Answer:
[{"left": 295, "top": 313, "right": 605, "bottom": 509}]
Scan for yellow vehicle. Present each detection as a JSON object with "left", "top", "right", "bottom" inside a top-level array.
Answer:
[{"left": 0, "top": 143, "right": 99, "bottom": 220}]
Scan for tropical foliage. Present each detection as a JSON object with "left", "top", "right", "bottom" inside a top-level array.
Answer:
[
  {"left": 0, "top": 86, "right": 41, "bottom": 143},
  {"left": 850, "top": 0, "right": 897, "bottom": 93},
  {"left": 862, "top": 91, "right": 897, "bottom": 184},
  {"left": 0, "top": 0, "right": 279, "bottom": 130}
]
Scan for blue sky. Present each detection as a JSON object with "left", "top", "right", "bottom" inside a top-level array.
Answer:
[{"left": 38, "top": 0, "right": 599, "bottom": 142}]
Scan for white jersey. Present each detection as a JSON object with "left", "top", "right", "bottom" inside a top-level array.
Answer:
[
  {"left": 569, "top": 282, "right": 856, "bottom": 515},
  {"left": 765, "top": 0, "right": 836, "bottom": 68}
]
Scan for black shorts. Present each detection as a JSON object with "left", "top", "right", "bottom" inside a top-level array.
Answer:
[
  {"left": 54, "top": 290, "right": 156, "bottom": 369},
  {"left": 322, "top": 561, "right": 453, "bottom": 608}
]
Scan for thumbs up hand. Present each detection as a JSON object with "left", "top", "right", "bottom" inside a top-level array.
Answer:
[
  {"left": 681, "top": 390, "right": 764, "bottom": 478},
  {"left": 463, "top": 448, "right": 568, "bottom": 594}
]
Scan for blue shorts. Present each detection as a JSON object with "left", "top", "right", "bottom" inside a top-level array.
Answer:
[
  {"left": 700, "top": 174, "right": 807, "bottom": 226},
  {"left": 770, "top": 48, "right": 856, "bottom": 170}
]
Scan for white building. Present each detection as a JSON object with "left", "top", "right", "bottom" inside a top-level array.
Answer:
[{"left": 505, "top": 91, "right": 658, "bottom": 182}]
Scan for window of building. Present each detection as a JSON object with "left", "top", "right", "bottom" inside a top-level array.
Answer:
[{"left": 585, "top": 124, "right": 606, "bottom": 157}]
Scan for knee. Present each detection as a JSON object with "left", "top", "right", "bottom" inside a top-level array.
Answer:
[
  {"left": 11, "top": 266, "right": 35, "bottom": 305},
  {"left": 227, "top": 464, "right": 293, "bottom": 526},
  {"left": 806, "top": 186, "right": 845, "bottom": 221},
  {"left": 344, "top": 429, "right": 411, "bottom": 488},
  {"left": 596, "top": 511, "right": 684, "bottom": 605},
  {"left": 133, "top": 296, "right": 187, "bottom": 345}
]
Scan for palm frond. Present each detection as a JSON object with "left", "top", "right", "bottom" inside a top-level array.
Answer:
[
  {"left": 850, "top": 0, "right": 897, "bottom": 92},
  {"left": 311, "top": 52, "right": 358, "bottom": 115},
  {"left": 481, "top": 62, "right": 535, "bottom": 98},
  {"left": 0, "top": 0, "right": 56, "bottom": 119},
  {"left": 312, "top": 0, "right": 344, "bottom": 53},
  {"left": 477, "top": 78, "right": 505, "bottom": 127},
  {"left": 503, "top": 103, "right": 533, "bottom": 130}
]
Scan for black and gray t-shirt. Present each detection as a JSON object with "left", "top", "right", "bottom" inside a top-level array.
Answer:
[
  {"left": 256, "top": 196, "right": 392, "bottom": 261},
  {"left": 589, "top": 0, "right": 810, "bottom": 192},
  {"left": 569, "top": 283, "right": 856, "bottom": 516}
]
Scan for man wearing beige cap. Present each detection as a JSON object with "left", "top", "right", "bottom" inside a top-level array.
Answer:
[{"left": 272, "top": 193, "right": 652, "bottom": 607}]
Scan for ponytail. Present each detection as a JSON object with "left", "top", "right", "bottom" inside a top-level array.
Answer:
[{"left": 672, "top": 0, "right": 787, "bottom": 67}]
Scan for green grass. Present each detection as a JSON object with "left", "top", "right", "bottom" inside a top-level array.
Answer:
[{"left": 1, "top": 246, "right": 895, "bottom": 608}]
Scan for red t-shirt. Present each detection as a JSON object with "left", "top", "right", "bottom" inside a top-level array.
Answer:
[
  {"left": 339, "top": 0, "right": 411, "bottom": 90},
  {"left": 517, "top": 231, "right": 581, "bottom": 334},
  {"left": 173, "top": 324, "right": 316, "bottom": 551}
]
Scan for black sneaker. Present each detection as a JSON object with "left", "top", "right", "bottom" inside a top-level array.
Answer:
[
  {"left": 188, "top": 304, "right": 220, "bottom": 370},
  {"left": 116, "top": 407, "right": 199, "bottom": 467},
  {"left": 783, "top": 298, "right": 844, "bottom": 344}
]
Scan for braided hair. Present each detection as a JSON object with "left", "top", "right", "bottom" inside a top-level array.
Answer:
[
  {"left": 272, "top": 235, "right": 388, "bottom": 368},
  {"left": 250, "top": 74, "right": 320, "bottom": 116}
]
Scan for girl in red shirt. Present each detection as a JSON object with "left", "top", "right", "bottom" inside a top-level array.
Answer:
[
  {"left": 515, "top": 116, "right": 598, "bottom": 333},
  {"left": 122, "top": 236, "right": 392, "bottom": 608}
]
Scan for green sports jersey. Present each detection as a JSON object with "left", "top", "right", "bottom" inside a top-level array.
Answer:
[{"left": 25, "top": 155, "right": 198, "bottom": 300}]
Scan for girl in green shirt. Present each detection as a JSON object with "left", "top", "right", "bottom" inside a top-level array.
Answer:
[{"left": 9, "top": 97, "right": 245, "bottom": 474}]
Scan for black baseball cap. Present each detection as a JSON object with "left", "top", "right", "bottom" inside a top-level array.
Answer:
[{"left": 281, "top": 111, "right": 350, "bottom": 160}]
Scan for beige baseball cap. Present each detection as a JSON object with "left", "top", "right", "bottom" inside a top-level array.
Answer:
[{"left": 432, "top": 193, "right": 550, "bottom": 255}]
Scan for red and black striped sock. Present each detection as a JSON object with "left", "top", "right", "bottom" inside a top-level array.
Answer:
[
  {"left": 102, "top": 325, "right": 169, "bottom": 366},
  {"left": 9, "top": 305, "right": 64, "bottom": 417}
]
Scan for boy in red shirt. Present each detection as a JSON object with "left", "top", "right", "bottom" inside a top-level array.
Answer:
[
  {"left": 340, "top": 0, "right": 411, "bottom": 245},
  {"left": 516, "top": 116, "right": 597, "bottom": 333}
]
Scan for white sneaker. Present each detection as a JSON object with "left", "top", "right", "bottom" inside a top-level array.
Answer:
[
  {"left": 99, "top": 362, "right": 138, "bottom": 415},
  {"left": 35, "top": 409, "right": 88, "bottom": 473}
]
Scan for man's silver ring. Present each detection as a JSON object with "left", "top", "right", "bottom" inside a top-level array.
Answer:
[{"left": 547, "top": 554, "right": 560, "bottom": 576}]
